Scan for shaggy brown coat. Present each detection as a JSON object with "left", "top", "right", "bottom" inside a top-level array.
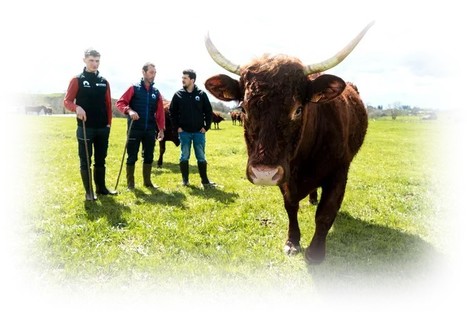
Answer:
[{"left": 205, "top": 54, "right": 368, "bottom": 264}]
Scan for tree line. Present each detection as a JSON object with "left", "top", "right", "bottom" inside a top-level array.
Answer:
[{"left": 17, "top": 93, "right": 234, "bottom": 118}]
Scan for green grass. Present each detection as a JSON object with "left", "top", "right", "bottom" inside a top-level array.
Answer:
[{"left": 16, "top": 113, "right": 449, "bottom": 295}]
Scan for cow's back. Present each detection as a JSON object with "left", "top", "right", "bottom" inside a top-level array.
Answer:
[{"left": 340, "top": 82, "right": 368, "bottom": 156}]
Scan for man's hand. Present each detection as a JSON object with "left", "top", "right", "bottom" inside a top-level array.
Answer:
[
  {"left": 76, "top": 106, "right": 86, "bottom": 121},
  {"left": 128, "top": 109, "right": 140, "bottom": 120},
  {"left": 157, "top": 130, "right": 165, "bottom": 141}
]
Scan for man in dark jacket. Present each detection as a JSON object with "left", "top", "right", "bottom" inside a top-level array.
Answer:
[
  {"left": 169, "top": 69, "right": 216, "bottom": 188},
  {"left": 115, "top": 62, "right": 165, "bottom": 189},
  {"left": 64, "top": 48, "right": 117, "bottom": 201}
]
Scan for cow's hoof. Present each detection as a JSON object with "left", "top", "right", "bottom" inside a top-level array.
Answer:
[
  {"left": 305, "top": 246, "right": 325, "bottom": 265},
  {"left": 283, "top": 241, "right": 302, "bottom": 255}
]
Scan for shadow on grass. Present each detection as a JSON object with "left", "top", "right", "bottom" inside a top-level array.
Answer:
[
  {"left": 306, "top": 211, "right": 442, "bottom": 290},
  {"left": 154, "top": 162, "right": 227, "bottom": 180},
  {"left": 129, "top": 184, "right": 239, "bottom": 208},
  {"left": 132, "top": 187, "right": 189, "bottom": 209},
  {"left": 153, "top": 161, "right": 180, "bottom": 174},
  {"left": 84, "top": 195, "right": 131, "bottom": 228},
  {"left": 188, "top": 184, "right": 239, "bottom": 204},
  {"left": 154, "top": 162, "right": 240, "bottom": 204}
]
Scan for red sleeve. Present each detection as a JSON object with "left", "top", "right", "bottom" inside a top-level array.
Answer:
[
  {"left": 105, "top": 83, "right": 112, "bottom": 126},
  {"left": 115, "top": 86, "right": 135, "bottom": 115},
  {"left": 63, "top": 77, "right": 79, "bottom": 112},
  {"left": 155, "top": 93, "right": 165, "bottom": 130}
]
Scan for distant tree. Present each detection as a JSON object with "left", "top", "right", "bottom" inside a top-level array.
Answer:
[
  {"left": 111, "top": 98, "right": 125, "bottom": 118},
  {"left": 366, "top": 105, "right": 386, "bottom": 119},
  {"left": 388, "top": 101, "right": 401, "bottom": 120},
  {"left": 411, "top": 106, "right": 421, "bottom": 115},
  {"left": 210, "top": 101, "right": 231, "bottom": 114}
]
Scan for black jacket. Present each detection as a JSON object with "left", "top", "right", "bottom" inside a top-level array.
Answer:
[
  {"left": 75, "top": 69, "right": 108, "bottom": 128},
  {"left": 169, "top": 85, "right": 212, "bottom": 132}
]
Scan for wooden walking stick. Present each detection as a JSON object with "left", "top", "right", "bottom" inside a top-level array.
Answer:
[
  {"left": 114, "top": 118, "right": 134, "bottom": 190},
  {"left": 82, "top": 120, "right": 96, "bottom": 200}
]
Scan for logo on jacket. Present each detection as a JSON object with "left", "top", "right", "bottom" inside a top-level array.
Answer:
[
  {"left": 195, "top": 96, "right": 200, "bottom": 101},
  {"left": 82, "top": 81, "right": 90, "bottom": 87},
  {"left": 152, "top": 93, "right": 156, "bottom": 99},
  {"left": 96, "top": 83, "right": 107, "bottom": 87}
]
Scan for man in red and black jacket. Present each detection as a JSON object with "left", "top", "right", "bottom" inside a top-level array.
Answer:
[
  {"left": 64, "top": 48, "right": 116, "bottom": 200},
  {"left": 115, "top": 62, "right": 165, "bottom": 189}
]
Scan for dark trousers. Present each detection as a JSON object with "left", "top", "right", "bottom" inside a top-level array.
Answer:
[
  {"left": 126, "top": 129, "right": 156, "bottom": 165},
  {"left": 77, "top": 126, "right": 110, "bottom": 170}
]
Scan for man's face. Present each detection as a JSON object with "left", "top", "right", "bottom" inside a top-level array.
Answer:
[
  {"left": 83, "top": 56, "right": 100, "bottom": 73},
  {"left": 143, "top": 66, "right": 156, "bottom": 84},
  {"left": 182, "top": 74, "right": 193, "bottom": 88}
]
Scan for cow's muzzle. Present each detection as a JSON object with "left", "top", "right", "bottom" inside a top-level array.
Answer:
[{"left": 247, "top": 165, "right": 284, "bottom": 186}]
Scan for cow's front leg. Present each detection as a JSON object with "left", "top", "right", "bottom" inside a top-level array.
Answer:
[
  {"left": 283, "top": 199, "right": 301, "bottom": 255},
  {"left": 306, "top": 173, "right": 347, "bottom": 264}
]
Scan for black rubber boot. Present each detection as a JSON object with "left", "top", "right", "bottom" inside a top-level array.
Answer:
[
  {"left": 143, "top": 163, "right": 158, "bottom": 189},
  {"left": 94, "top": 167, "right": 117, "bottom": 195},
  {"left": 180, "top": 161, "right": 189, "bottom": 186},
  {"left": 126, "top": 164, "right": 135, "bottom": 190},
  {"left": 80, "top": 169, "right": 97, "bottom": 200},
  {"left": 197, "top": 161, "right": 216, "bottom": 188}
]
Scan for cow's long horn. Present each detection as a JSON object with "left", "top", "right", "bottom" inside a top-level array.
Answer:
[
  {"left": 304, "top": 21, "right": 375, "bottom": 75},
  {"left": 205, "top": 32, "right": 241, "bottom": 75}
]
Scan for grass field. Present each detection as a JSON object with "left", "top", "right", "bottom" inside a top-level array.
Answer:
[{"left": 3, "top": 112, "right": 462, "bottom": 310}]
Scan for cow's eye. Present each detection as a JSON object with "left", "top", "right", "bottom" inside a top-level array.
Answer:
[{"left": 294, "top": 106, "right": 303, "bottom": 117}]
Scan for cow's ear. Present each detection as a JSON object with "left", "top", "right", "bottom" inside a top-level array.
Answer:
[
  {"left": 205, "top": 74, "right": 242, "bottom": 101},
  {"left": 307, "top": 74, "right": 346, "bottom": 103}
]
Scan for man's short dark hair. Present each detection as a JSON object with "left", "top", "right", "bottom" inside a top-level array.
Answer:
[
  {"left": 143, "top": 62, "right": 156, "bottom": 72},
  {"left": 183, "top": 69, "right": 196, "bottom": 81},
  {"left": 84, "top": 48, "right": 100, "bottom": 58}
]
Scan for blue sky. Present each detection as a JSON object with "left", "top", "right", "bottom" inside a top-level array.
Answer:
[{"left": 1, "top": 0, "right": 464, "bottom": 111}]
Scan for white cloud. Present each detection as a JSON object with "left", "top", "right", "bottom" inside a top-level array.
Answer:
[{"left": 1, "top": 0, "right": 464, "bottom": 111}]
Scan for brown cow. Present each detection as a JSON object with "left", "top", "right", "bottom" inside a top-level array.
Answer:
[
  {"left": 156, "top": 103, "right": 180, "bottom": 167},
  {"left": 230, "top": 110, "right": 244, "bottom": 126},
  {"left": 204, "top": 22, "right": 373, "bottom": 264},
  {"left": 212, "top": 112, "right": 225, "bottom": 130},
  {"left": 212, "top": 111, "right": 225, "bottom": 129},
  {"left": 235, "top": 110, "right": 244, "bottom": 126},
  {"left": 229, "top": 110, "right": 238, "bottom": 125}
]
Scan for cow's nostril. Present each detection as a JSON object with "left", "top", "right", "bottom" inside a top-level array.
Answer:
[{"left": 249, "top": 165, "right": 283, "bottom": 186}]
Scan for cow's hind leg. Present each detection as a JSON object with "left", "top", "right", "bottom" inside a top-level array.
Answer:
[
  {"left": 157, "top": 141, "right": 166, "bottom": 168},
  {"left": 306, "top": 170, "right": 348, "bottom": 264},
  {"left": 309, "top": 189, "right": 318, "bottom": 205}
]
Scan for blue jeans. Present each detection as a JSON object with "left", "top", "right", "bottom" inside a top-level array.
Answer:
[
  {"left": 179, "top": 131, "right": 206, "bottom": 162},
  {"left": 77, "top": 126, "right": 110, "bottom": 170}
]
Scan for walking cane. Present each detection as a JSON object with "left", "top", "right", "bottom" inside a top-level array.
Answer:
[
  {"left": 114, "top": 118, "right": 134, "bottom": 190},
  {"left": 82, "top": 119, "right": 95, "bottom": 200}
]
